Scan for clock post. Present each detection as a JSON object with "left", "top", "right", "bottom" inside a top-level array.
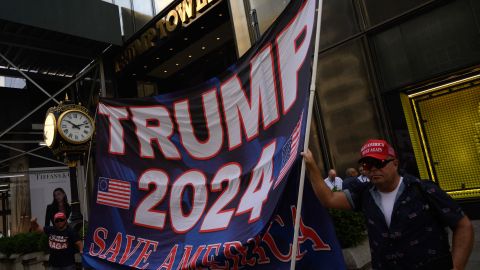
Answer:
[
  {"left": 67, "top": 159, "right": 83, "bottom": 228},
  {"left": 43, "top": 97, "right": 95, "bottom": 231}
]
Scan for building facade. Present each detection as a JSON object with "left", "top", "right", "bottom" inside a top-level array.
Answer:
[
  {"left": 111, "top": 0, "right": 480, "bottom": 208},
  {"left": 0, "top": 0, "right": 479, "bottom": 234},
  {"left": 311, "top": 0, "right": 480, "bottom": 207}
]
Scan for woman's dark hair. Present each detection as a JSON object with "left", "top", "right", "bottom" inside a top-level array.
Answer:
[
  {"left": 51, "top": 187, "right": 69, "bottom": 206},
  {"left": 46, "top": 187, "right": 71, "bottom": 227}
]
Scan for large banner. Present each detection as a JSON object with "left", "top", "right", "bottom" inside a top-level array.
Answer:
[{"left": 84, "top": 0, "right": 345, "bottom": 268}]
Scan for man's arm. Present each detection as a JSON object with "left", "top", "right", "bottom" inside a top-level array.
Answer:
[
  {"left": 451, "top": 215, "right": 474, "bottom": 270},
  {"left": 75, "top": 240, "right": 84, "bottom": 254},
  {"left": 302, "top": 149, "right": 351, "bottom": 210},
  {"left": 30, "top": 218, "right": 44, "bottom": 233}
]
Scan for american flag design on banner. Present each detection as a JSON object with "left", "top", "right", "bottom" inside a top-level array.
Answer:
[
  {"left": 96, "top": 177, "right": 131, "bottom": 209},
  {"left": 275, "top": 113, "right": 303, "bottom": 188}
]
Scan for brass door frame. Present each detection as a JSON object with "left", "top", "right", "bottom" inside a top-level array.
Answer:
[{"left": 402, "top": 73, "right": 480, "bottom": 199}]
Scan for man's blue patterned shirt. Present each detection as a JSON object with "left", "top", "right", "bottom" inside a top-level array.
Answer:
[{"left": 344, "top": 174, "right": 464, "bottom": 269}]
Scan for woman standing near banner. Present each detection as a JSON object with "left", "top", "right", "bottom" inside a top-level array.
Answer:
[{"left": 45, "top": 188, "right": 71, "bottom": 227}]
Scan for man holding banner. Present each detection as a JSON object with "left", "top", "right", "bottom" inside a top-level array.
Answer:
[
  {"left": 302, "top": 139, "right": 474, "bottom": 270},
  {"left": 82, "top": 0, "right": 346, "bottom": 269}
]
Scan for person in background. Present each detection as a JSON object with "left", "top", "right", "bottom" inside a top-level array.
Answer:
[
  {"left": 357, "top": 165, "right": 369, "bottom": 183},
  {"left": 45, "top": 188, "right": 71, "bottom": 227},
  {"left": 345, "top": 167, "right": 359, "bottom": 178},
  {"left": 302, "top": 139, "right": 473, "bottom": 270},
  {"left": 343, "top": 167, "right": 360, "bottom": 190},
  {"left": 324, "top": 169, "right": 343, "bottom": 191},
  {"left": 31, "top": 212, "right": 82, "bottom": 270}
]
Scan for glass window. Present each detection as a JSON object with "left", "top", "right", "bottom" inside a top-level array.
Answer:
[
  {"left": 372, "top": 0, "right": 480, "bottom": 91},
  {"left": 114, "top": 0, "right": 133, "bottom": 37},
  {"left": 247, "top": 0, "right": 361, "bottom": 49},
  {"left": 316, "top": 38, "right": 382, "bottom": 173},
  {"left": 133, "top": 0, "right": 154, "bottom": 30},
  {"left": 154, "top": 0, "right": 175, "bottom": 14},
  {"left": 319, "top": 0, "right": 361, "bottom": 49},
  {"left": 0, "top": 76, "right": 26, "bottom": 89},
  {"left": 248, "top": 0, "right": 290, "bottom": 35},
  {"left": 114, "top": 0, "right": 131, "bottom": 9},
  {"left": 362, "top": 0, "right": 429, "bottom": 26},
  {"left": 133, "top": 0, "right": 153, "bottom": 16}
]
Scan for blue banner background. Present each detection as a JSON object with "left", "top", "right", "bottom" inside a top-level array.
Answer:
[{"left": 83, "top": 0, "right": 346, "bottom": 268}]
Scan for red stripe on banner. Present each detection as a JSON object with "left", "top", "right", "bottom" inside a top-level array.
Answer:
[
  {"left": 97, "top": 194, "right": 130, "bottom": 205},
  {"left": 110, "top": 179, "right": 131, "bottom": 187},
  {"left": 96, "top": 178, "right": 131, "bottom": 209},
  {"left": 97, "top": 192, "right": 130, "bottom": 202},
  {"left": 96, "top": 198, "right": 130, "bottom": 209},
  {"left": 110, "top": 182, "right": 130, "bottom": 187},
  {"left": 275, "top": 115, "right": 303, "bottom": 189},
  {"left": 108, "top": 187, "right": 131, "bottom": 195}
]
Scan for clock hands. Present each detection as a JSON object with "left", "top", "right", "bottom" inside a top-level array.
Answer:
[{"left": 65, "top": 120, "right": 82, "bottom": 129}]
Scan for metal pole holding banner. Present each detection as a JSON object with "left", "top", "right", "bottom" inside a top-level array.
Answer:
[
  {"left": 82, "top": 59, "right": 105, "bottom": 248},
  {"left": 290, "top": 0, "right": 323, "bottom": 269}
]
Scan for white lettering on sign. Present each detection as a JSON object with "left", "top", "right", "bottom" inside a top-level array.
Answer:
[
  {"left": 102, "top": 0, "right": 314, "bottom": 161},
  {"left": 98, "top": 0, "right": 316, "bottom": 235}
]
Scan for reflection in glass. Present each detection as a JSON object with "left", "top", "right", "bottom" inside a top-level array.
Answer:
[
  {"left": 363, "top": 0, "right": 429, "bottom": 26},
  {"left": 112, "top": 0, "right": 132, "bottom": 37},
  {"left": 372, "top": 0, "right": 480, "bottom": 91},
  {"left": 319, "top": 0, "right": 360, "bottom": 49},
  {"left": 154, "top": 0, "right": 175, "bottom": 14},
  {"left": 0, "top": 76, "right": 26, "bottom": 89},
  {"left": 132, "top": 0, "right": 154, "bottom": 32},
  {"left": 114, "top": 0, "right": 131, "bottom": 9},
  {"left": 133, "top": 0, "right": 153, "bottom": 15},
  {"left": 316, "top": 38, "right": 381, "bottom": 172},
  {"left": 248, "top": 0, "right": 290, "bottom": 35}
]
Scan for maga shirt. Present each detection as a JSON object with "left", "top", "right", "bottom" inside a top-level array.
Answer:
[{"left": 44, "top": 225, "right": 80, "bottom": 267}]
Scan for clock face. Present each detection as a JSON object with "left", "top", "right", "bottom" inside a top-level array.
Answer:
[
  {"left": 43, "top": 113, "right": 56, "bottom": 147},
  {"left": 58, "top": 110, "right": 94, "bottom": 144}
]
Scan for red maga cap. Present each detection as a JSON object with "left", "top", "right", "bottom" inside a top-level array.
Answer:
[
  {"left": 359, "top": 139, "right": 396, "bottom": 161},
  {"left": 54, "top": 212, "right": 66, "bottom": 220}
]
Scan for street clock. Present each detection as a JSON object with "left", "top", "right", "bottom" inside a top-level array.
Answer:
[
  {"left": 57, "top": 110, "right": 95, "bottom": 144},
  {"left": 43, "top": 98, "right": 95, "bottom": 158}
]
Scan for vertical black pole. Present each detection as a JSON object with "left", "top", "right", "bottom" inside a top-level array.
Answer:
[
  {"left": 1, "top": 192, "right": 6, "bottom": 236},
  {"left": 68, "top": 161, "right": 83, "bottom": 230}
]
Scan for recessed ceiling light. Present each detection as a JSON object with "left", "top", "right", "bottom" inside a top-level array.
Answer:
[{"left": 216, "top": 37, "right": 220, "bottom": 40}]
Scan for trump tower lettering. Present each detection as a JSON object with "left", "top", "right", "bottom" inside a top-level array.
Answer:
[{"left": 83, "top": 0, "right": 345, "bottom": 268}]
